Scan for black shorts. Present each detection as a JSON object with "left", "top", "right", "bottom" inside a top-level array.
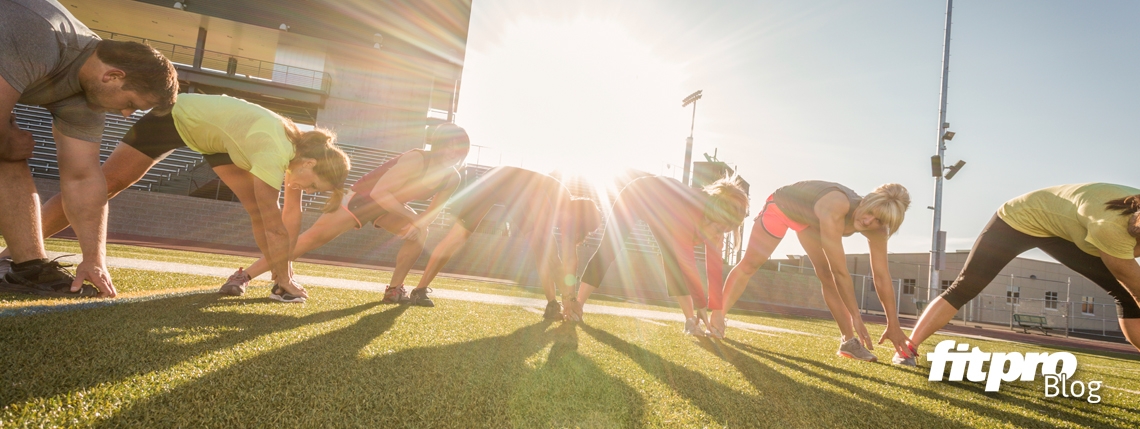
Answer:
[{"left": 122, "top": 110, "right": 233, "bottom": 167}]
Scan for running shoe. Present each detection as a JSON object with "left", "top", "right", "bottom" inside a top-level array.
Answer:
[
  {"left": 0, "top": 256, "right": 96, "bottom": 298},
  {"left": 892, "top": 352, "right": 917, "bottom": 367},
  {"left": 219, "top": 267, "right": 251, "bottom": 296},
  {"left": 407, "top": 287, "right": 435, "bottom": 307},
  {"left": 837, "top": 337, "right": 878, "bottom": 362},
  {"left": 543, "top": 300, "right": 563, "bottom": 321},
  {"left": 708, "top": 312, "right": 726, "bottom": 340},
  {"left": 269, "top": 283, "right": 307, "bottom": 304},
  {"left": 0, "top": 256, "right": 11, "bottom": 278},
  {"left": 683, "top": 317, "right": 707, "bottom": 337},
  {"left": 382, "top": 284, "right": 408, "bottom": 304}
]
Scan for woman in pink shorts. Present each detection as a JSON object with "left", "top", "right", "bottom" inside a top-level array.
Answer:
[{"left": 716, "top": 181, "right": 913, "bottom": 363}]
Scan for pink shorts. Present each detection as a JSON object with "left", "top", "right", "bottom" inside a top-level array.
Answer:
[{"left": 757, "top": 195, "right": 808, "bottom": 239}]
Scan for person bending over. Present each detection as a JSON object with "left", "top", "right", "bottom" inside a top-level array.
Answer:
[
  {"left": 0, "top": 0, "right": 177, "bottom": 297},
  {"left": 576, "top": 175, "right": 748, "bottom": 335},
  {"left": 221, "top": 124, "right": 469, "bottom": 304},
  {"left": 720, "top": 181, "right": 912, "bottom": 362},
  {"left": 414, "top": 166, "right": 602, "bottom": 315},
  {"left": 903, "top": 183, "right": 1140, "bottom": 366},
  {"left": 16, "top": 94, "right": 349, "bottom": 302}
]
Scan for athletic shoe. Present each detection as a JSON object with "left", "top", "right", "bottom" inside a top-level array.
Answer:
[
  {"left": 837, "top": 337, "right": 878, "bottom": 362},
  {"left": 382, "top": 285, "right": 408, "bottom": 304},
  {"left": 0, "top": 256, "right": 96, "bottom": 298},
  {"left": 219, "top": 267, "right": 250, "bottom": 296},
  {"left": 408, "top": 287, "right": 435, "bottom": 307},
  {"left": 683, "top": 317, "right": 706, "bottom": 337},
  {"left": 269, "top": 283, "right": 306, "bottom": 303},
  {"left": 0, "top": 256, "right": 11, "bottom": 278},
  {"left": 708, "top": 312, "right": 726, "bottom": 339},
  {"left": 892, "top": 352, "right": 917, "bottom": 367},
  {"left": 543, "top": 300, "right": 563, "bottom": 321}
]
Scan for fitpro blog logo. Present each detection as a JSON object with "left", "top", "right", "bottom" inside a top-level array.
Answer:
[{"left": 926, "top": 340, "right": 1102, "bottom": 403}]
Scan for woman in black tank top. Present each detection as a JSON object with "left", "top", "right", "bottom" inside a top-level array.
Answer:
[
  {"left": 222, "top": 124, "right": 470, "bottom": 305},
  {"left": 713, "top": 181, "right": 914, "bottom": 364}
]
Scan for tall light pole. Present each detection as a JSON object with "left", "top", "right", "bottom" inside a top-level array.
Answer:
[
  {"left": 928, "top": 0, "right": 955, "bottom": 301},
  {"left": 681, "top": 90, "right": 703, "bottom": 186}
]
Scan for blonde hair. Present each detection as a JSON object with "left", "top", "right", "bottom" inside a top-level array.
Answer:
[
  {"left": 703, "top": 176, "right": 750, "bottom": 229},
  {"left": 283, "top": 120, "right": 351, "bottom": 213},
  {"left": 856, "top": 183, "right": 910, "bottom": 236}
]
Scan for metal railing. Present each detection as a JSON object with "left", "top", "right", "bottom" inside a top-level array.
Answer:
[{"left": 93, "top": 29, "right": 331, "bottom": 93}]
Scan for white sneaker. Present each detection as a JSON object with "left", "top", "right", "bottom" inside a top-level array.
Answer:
[
  {"left": 837, "top": 337, "right": 877, "bottom": 362},
  {"left": 683, "top": 317, "right": 707, "bottom": 337},
  {"left": 892, "top": 352, "right": 917, "bottom": 366}
]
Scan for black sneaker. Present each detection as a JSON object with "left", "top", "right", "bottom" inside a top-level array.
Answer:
[
  {"left": 0, "top": 256, "right": 96, "bottom": 298},
  {"left": 543, "top": 300, "right": 563, "bottom": 321},
  {"left": 407, "top": 287, "right": 434, "bottom": 307},
  {"left": 0, "top": 256, "right": 11, "bottom": 278},
  {"left": 269, "top": 283, "right": 306, "bottom": 304}
]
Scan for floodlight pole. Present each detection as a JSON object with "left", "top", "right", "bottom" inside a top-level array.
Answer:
[
  {"left": 928, "top": 0, "right": 953, "bottom": 302},
  {"left": 681, "top": 90, "right": 703, "bottom": 186}
]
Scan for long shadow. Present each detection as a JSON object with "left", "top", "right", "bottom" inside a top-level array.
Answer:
[
  {"left": 581, "top": 324, "right": 958, "bottom": 427},
  {"left": 726, "top": 339, "right": 1134, "bottom": 428},
  {"left": 0, "top": 292, "right": 381, "bottom": 408},
  {"left": 97, "top": 311, "right": 645, "bottom": 427}
]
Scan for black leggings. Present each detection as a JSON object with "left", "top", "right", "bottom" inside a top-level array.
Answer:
[{"left": 940, "top": 214, "right": 1140, "bottom": 319}]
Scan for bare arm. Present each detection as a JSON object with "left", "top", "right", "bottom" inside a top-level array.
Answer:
[
  {"left": 368, "top": 152, "right": 427, "bottom": 224},
  {"left": 252, "top": 177, "right": 293, "bottom": 285},
  {"left": 282, "top": 185, "right": 303, "bottom": 278},
  {"left": 416, "top": 173, "right": 460, "bottom": 232},
  {"left": 866, "top": 226, "right": 913, "bottom": 356},
  {"left": 54, "top": 131, "right": 115, "bottom": 296},
  {"left": 704, "top": 233, "right": 726, "bottom": 309},
  {"left": 0, "top": 76, "right": 34, "bottom": 161},
  {"left": 815, "top": 193, "right": 861, "bottom": 320}
]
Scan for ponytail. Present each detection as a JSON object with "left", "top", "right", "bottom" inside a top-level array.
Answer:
[
  {"left": 284, "top": 119, "right": 351, "bottom": 212},
  {"left": 1105, "top": 194, "right": 1140, "bottom": 238}
]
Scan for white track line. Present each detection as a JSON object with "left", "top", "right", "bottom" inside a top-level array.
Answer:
[{"left": 21, "top": 252, "right": 814, "bottom": 336}]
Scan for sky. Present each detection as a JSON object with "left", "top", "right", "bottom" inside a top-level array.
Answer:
[{"left": 454, "top": 0, "right": 1140, "bottom": 264}]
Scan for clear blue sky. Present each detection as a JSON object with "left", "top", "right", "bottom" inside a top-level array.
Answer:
[{"left": 456, "top": 0, "right": 1140, "bottom": 262}]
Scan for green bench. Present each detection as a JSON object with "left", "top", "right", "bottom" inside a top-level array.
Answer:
[{"left": 1013, "top": 314, "right": 1054, "bottom": 336}]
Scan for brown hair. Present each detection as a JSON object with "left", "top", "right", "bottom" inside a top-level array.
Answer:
[
  {"left": 94, "top": 40, "right": 179, "bottom": 112},
  {"left": 283, "top": 121, "right": 351, "bottom": 212},
  {"left": 563, "top": 197, "right": 602, "bottom": 244},
  {"left": 1105, "top": 194, "right": 1140, "bottom": 238},
  {"left": 427, "top": 123, "right": 471, "bottom": 160},
  {"left": 703, "top": 176, "right": 750, "bottom": 229},
  {"left": 856, "top": 183, "right": 910, "bottom": 236}
]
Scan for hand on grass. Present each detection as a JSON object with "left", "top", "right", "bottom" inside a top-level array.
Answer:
[
  {"left": 710, "top": 310, "right": 727, "bottom": 337},
  {"left": 879, "top": 324, "right": 914, "bottom": 358},
  {"left": 562, "top": 296, "right": 581, "bottom": 321},
  {"left": 695, "top": 307, "right": 711, "bottom": 331},
  {"left": 74, "top": 260, "right": 115, "bottom": 297},
  {"left": 282, "top": 278, "right": 308, "bottom": 298}
]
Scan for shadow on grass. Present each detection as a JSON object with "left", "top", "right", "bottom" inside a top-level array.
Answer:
[
  {"left": 582, "top": 324, "right": 962, "bottom": 427},
  {"left": 94, "top": 310, "right": 644, "bottom": 427},
  {"left": 725, "top": 339, "right": 1136, "bottom": 428},
  {"left": 0, "top": 293, "right": 382, "bottom": 408}
]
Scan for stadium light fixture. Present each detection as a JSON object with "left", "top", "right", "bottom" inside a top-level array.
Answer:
[
  {"left": 942, "top": 130, "right": 955, "bottom": 141},
  {"left": 173, "top": 1, "right": 185, "bottom": 10},
  {"left": 930, "top": 155, "right": 942, "bottom": 177},
  {"left": 944, "top": 160, "right": 966, "bottom": 180}
]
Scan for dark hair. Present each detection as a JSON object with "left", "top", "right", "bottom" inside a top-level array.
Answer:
[
  {"left": 1105, "top": 194, "right": 1140, "bottom": 238},
  {"left": 284, "top": 121, "right": 351, "bottom": 212},
  {"left": 94, "top": 40, "right": 179, "bottom": 111},
  {"left": 564, "top": 197, "right": 602, "bottom": 244},
  {"left": 427, "top": 123, "right": 471, "bottom": 160}
]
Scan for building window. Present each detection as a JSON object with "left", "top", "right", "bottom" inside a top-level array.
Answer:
[
  {"left": 1044, "top": 291, "right": 1058, "bottom": 310},
  {"left": 901, "top": 279, "right": 916, "bottom": 295},
  {"left": 1082, "top": 296, "right": 1095, "bottom": 315},
  {"left": 1006, "top": 286, "right": 1020, "bottom": 305}
]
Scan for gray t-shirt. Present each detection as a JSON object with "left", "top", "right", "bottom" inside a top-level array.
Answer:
[{"left": 0, "top": 0, "right": 104, "bottom": 142}]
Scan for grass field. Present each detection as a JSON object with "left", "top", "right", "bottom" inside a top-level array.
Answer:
[{"left": 1, "top": 239, "right": 1138, "bottom": 427}]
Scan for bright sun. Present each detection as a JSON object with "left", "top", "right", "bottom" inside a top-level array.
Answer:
[{"left": 457, "top": 17, "right": 691, "bottom": 184}]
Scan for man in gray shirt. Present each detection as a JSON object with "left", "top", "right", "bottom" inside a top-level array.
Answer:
[{"left": 0, "top": 0, "right": 178, "bottom": 297}]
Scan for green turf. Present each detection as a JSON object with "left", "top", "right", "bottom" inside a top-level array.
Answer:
[{"left": 1, "top": 281, "right": 1138, "bottom": 428}]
